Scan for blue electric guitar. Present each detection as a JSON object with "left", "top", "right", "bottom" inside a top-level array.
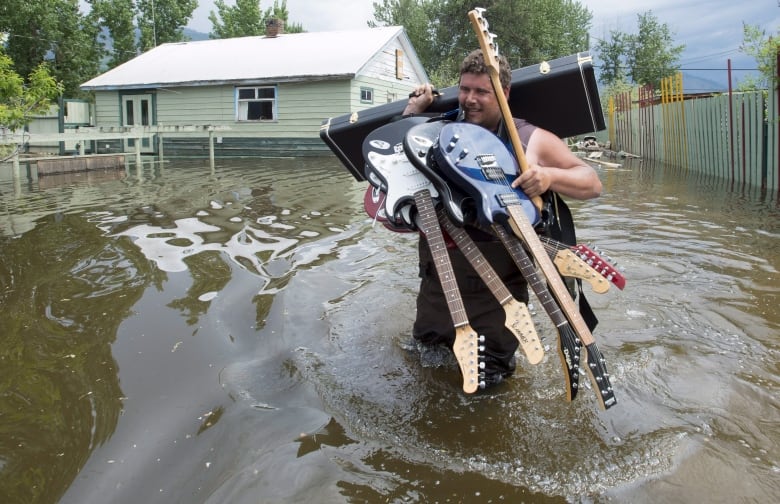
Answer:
[{"left": 432, "top": 121, "right": 616, "bottom": 409}]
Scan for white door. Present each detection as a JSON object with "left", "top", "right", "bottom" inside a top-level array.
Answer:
[{"left": 122, "top": 95, "right": 154, "bottom": 153}]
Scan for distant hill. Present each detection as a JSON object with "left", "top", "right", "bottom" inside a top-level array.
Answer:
[
  {"left": 99, "top": 26, "right": 210, "bottom": 53},
  {"left": 682, "top": 71, "right": 727, "bottom": 93},
  {"left": 183, "top": 27, "right": 209, "bottom": 41}
]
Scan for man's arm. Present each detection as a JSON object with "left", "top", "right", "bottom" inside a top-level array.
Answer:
[{"left": 512, "top": 127, "right": 602, "bottom": 201}]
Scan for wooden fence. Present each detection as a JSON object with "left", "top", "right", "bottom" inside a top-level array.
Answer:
[{"left": 607, "top": 74, "right": 780, "bottom": 193}]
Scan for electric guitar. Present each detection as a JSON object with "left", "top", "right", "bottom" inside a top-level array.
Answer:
[
  {"left": 542, "top": 240, "right": 610, "bottom": 294},
  {"left": 569, "top": 242, "right": 626, "bottom": 290},
  {"left": 362, "top": 117, "right": 432, "bottom": 229},
  {"left": 362, "top": 119, "right": 485, "bottom": 392},
  {"left": 432, "top": 120, "right": 616, "bottom": 409}
]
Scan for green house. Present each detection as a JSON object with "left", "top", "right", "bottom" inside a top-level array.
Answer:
[{"left": 80, "top": 25, "right": 429, "bottom": 157}]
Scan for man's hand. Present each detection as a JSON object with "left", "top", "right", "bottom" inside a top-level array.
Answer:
[
  {"left": 403, "top": 83, "right": 436, "bottom": 115},
  {"left": 511, "top": 165, "right": 551, "bottom": 199}
]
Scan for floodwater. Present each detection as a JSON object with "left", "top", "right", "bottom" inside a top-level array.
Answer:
[{"left": 0, "top": 154, "right": 778, "bottom": 504}]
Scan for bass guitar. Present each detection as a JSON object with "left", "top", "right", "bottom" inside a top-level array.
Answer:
[
  {"left": 465, "top": 7, "right": 616, "bottom": 409},
  {"left": 431, "top": 121, "right": 616, "bottom": 409}
]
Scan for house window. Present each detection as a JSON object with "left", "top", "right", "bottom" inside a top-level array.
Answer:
[
  {"left": 360, "top": 87, "right": 374, "bottom": 104},
  {"left": 387, "top": 92, "right": 397, "bottom": 103},
  {"left": 237, "top": 86, "right": 276, "bottom": 121}
]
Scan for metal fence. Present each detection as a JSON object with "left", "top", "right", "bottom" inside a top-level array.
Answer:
[{"left": 607, "top": 74, "right": 780, "bottom": 193}]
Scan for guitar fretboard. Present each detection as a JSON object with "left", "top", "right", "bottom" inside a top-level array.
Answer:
[
  {"left": 437, "top": 207, "right": 511, "bottom": 305},
  {"left": 413, "top": 190, "right": 468, "bottom": 328},
  {"left": 506, "top": 206, "right": 594, "bottom": 343}
]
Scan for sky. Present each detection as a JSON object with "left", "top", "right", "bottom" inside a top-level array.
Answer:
[{"left": 186, "top": 0, "right": 780, "bottom": 91}]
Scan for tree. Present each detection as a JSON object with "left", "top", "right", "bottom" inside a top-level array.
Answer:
[
  {"left": 596, "top": 29, "right": 629, "bottom": 86},
  {"left": 88, "top": 0, "right": 137, "bottom": 68},
  {"left": 209, "top": 0, "right": 304, "bottom": 39},
  {"left": 595, "top": 10, "right": 684, "bottom": 90},
  {"left": 136, "top": 0, "right": 198, "bottom": 51},
  {"left": 738, "top": 23, "right": 780, "bottom": 91},
  {"left": 371, "top": 0, "right": 592, "bottom": 86},
  {"left": 630, "top": 11, "right": 684, "bottom": 88},
  {"left": 0, "top": 0, "right": 102, "bottom": 97},
  {"left": 1, "top": 46, "right": 63, "bottom": 160}
]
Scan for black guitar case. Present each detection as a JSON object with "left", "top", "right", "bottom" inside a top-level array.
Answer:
[{"left": 321, "top": 52, "right": 604, "bottom": 181}]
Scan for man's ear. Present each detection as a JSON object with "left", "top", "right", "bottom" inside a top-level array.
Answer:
[{"left": 503, "top": 86, "right": 510, "bottom": 99}]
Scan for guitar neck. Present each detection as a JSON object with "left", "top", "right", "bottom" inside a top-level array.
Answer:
[
  {"left": 414, "top": 189, "right": 483, "bottom": 394},
  {"left": 467, "top": 9, "right": 542, "bottom": 211},
  {"left": 491, "top": 223, "right": 568, "bottom": 328},
  {"left": 506, "top": 205, "right": 595, "bottom": 345},
  {"left": 413, "top": 190, "right": 469, "bottom": 328},
  {"left": 492, "top": 221, "right": 580, "bottom": 400},
  {"left": 437, "top": 208, "right": 512, "bottom": 305}
]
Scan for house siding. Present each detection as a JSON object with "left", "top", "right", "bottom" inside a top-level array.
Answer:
[{"left": 94, "top": 92, "right": 121, "bottom": 125}]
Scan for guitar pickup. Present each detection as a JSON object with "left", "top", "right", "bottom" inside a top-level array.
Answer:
[{"left": 496, "top": 192, "right": 521, "bottom": 207}]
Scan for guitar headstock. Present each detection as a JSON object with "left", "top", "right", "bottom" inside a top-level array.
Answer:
[
  {"left": 453, "top": 325, "right": 485, "bottom": 393},
  {"left": 573, "top": 244, "right": 626, "bottom": 290},
  {"left": 584, "top": 343, "right": 617, "bottom": 410},
  {"left": 468, "top": 8, "right": 501, "bottom": 77}
]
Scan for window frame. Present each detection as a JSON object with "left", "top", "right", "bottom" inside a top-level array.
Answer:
[
  {"left": 360, "top": 87, "right": 374, "bottom": 104},
  {"left": 235, "top": 85, "right": 278, "bottom": 122}
]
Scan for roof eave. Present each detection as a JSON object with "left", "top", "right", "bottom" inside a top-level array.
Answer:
[{"left": 80, "top": 73, "right": 358, "bottom": 92}]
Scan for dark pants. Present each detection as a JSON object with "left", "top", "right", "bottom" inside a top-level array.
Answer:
[{"left": 412, "top": 236, "right": 529, "bottom": 378}]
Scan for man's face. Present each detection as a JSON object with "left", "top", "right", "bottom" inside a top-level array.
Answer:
[{"left": 458, "top": 72, "right": 504, "bottom": 131}]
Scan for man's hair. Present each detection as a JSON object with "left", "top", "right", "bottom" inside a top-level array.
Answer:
[{"left": 459, "top": 49, "right": 511, "bottom": 89}]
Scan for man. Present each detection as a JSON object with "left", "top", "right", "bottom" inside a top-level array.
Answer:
[{"left": 402, "top": 49, "right": 602, "bottom": 388}]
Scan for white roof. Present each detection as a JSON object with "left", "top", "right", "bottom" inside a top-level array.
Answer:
[{"left": 81, "top": 26, "right": 416, "bottom": 90}]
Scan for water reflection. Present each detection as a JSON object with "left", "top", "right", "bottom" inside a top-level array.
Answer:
[{"left": 0, "top": 156, "right": 778, "bottom": 503}]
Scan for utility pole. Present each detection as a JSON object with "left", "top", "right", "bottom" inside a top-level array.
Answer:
[{"left": 152, "top": 0, "right": 157, "bottom": 47}]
